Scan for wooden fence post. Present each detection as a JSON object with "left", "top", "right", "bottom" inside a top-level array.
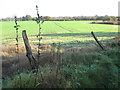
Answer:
[
  {"left": 22, "top": 30, "right": 38, "bottom": 71},
  {"left": 91, "top": 31, "right": 105, "bottom": 50}
]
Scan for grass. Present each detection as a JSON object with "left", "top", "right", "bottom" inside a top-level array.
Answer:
[
  {"left": 1, "top": 21, "right": 118, "bottom": 47},
  {"left": 2, "top": 39, "right": 120, "bottom": 88}
]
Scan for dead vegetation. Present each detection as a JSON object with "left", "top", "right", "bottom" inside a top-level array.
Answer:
[
  {"left": 2, "top": 37, "right": 119, "bottom": 78},
  {"left": 2, "top": 44, "right": 102, "bottom": 78},
  {"left": 1, "top": 45, "right": 26, "bottom": 56},
  {"left": 2, "top": 44, "right": 53, "bottom": 77},
  {"left": 1, "top": 44, "right": 52, "bottom": 57}
]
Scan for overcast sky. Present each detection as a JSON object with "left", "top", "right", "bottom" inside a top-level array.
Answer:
[{"left": 0, "top": 0, "right": 119, "bottom": 18}]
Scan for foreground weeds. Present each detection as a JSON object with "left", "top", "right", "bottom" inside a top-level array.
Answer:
[{"left": 2, "top": 39, "right": 120, "bottom": 88}]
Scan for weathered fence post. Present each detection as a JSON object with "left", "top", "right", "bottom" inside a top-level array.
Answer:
[
  {"left": 22, "top": 30, "right": 38, "bottom": 71},
  {"left": 91, "top": 31, "right": 105, "bottom": 50}
]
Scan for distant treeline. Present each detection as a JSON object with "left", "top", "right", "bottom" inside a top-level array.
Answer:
[{"left": 1, "top": 15, "right": 120, "bottom": 22}]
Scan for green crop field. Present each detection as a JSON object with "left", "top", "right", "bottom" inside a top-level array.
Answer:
[{"left": 1, "top": 21, "right": 118, "bottom": 47}]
